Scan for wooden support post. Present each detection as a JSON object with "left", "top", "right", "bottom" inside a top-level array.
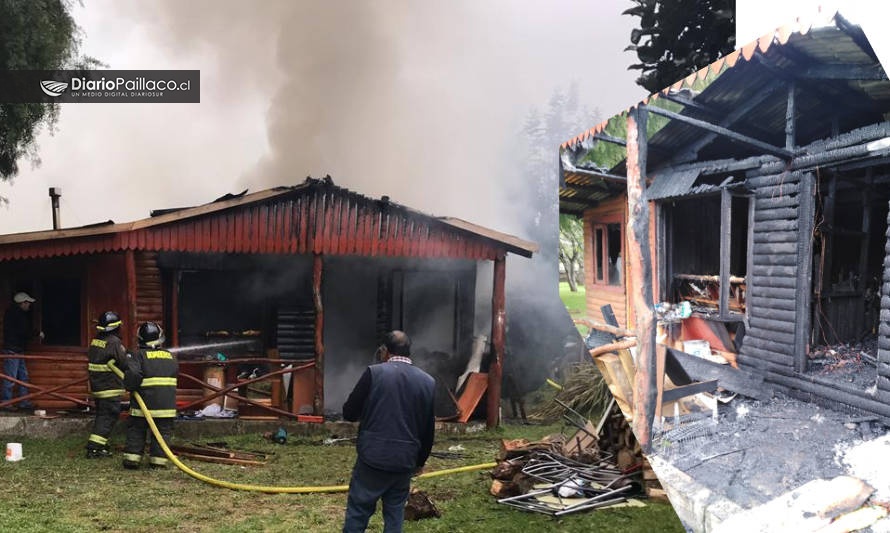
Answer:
[
  {"left": 125, "top": 250, "right": 137, "bottom": 348},
  {"left": 795, "top": 173, "right": 816, "bottom": 372},
  {"left": 487, "top": 254, "right": 506, "bottom": 428},
  {"left": 785, "top": 81, "right": 796, "bottom": 151},
  {"left": 312, "top": 253, "right": 325, "bottom": 416},
  {"left": 626, "top": 107, "right": 658, "bottom": 453},
  {"left": 170, "top": 270, "right": 180, "bottom": 347},
  {"left": 719, "top": 188, "right": 731, "bottom": 319}
]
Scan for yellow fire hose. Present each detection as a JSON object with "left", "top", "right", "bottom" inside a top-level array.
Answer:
[{"left": 110, "top": 363, "right": 495, "bottom": 493}]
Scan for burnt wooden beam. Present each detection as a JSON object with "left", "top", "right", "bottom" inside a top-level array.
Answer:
[
  {"left": 835, "top": 12, "right": 880, "bottom": 63},
  {"left": 661, "top": 380, "right": 719, "bottom": 403},
  {"left": 642, "top": 104, "right": 792, "bottom": 159},
  {"left": 858, "top": 171, "right": 872, "bottom": 288},
  {"left": 669, "top": 79, "right": 785, "bottom": 164},
  {"left": 594, "top": 133, "right": 627, "bottom": 146},
  {"left": 719, "top": 188, "right": 731, "bottom": 319},
  {"left": 487, "top": 254, "right": 506, "bottom": 428},
  {"left": 312, "top": 252, "right": 325, "bottom": 416},
  {"left": 795, "top": 173, "right": 816, "bottom": 372},
  {"left": 667, "top": 348, "right": 771, "bottom": 400},
  {"left": 568, "top": 167, "right": 628, "bottom": 183},
  {"left": 626, "top": 106, "right": 657, "bottom": 453},
  {"left": 756, "top": 49, "right": 882, "bottom": 117},
  {"left": 802, "top": 63, "right": 887, "bottom": 81},
  {"left": 785, "top": 81, "right": 796, "bottom": 150}
]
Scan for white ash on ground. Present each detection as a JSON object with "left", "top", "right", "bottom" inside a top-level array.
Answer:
[{"left": 652, "top": 393, "right": 886, "bottom": 510}]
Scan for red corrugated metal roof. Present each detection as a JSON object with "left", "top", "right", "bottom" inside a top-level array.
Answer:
[{"left": 0, "top": 178, "right": 538, "bottom": 262}]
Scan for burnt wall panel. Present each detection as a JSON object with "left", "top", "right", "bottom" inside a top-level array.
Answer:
[
  {"left": 739, "top": 172, "right": 802, "bottom": 373},
  {"left": 877, "top": 202, "right": 890, "bottom": 394}
]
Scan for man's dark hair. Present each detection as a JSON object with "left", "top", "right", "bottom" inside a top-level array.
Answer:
[{"left": 385, "top": 330, "right": 411, "bottom": 357}]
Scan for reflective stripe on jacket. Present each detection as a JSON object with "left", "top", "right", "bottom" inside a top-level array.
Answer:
[
  {"left": 125, "top": 347, "right": 178, "bottom": 418},
  {"left": 87, "top": 334, "right": 128, "bottom": 399}
]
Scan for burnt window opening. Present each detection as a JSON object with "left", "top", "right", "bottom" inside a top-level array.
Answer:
[
  {"left": 811, "top": 174, "right": 890, "bottom": 346},
  {"left": 664, "top": 192, "right": 749, "bottom": 317},
  {"left": 12, "top": 277, "right": 82, "bottom": 347},
  {"left": 592, "top": 223, "right": 623, "bottom": 287}
]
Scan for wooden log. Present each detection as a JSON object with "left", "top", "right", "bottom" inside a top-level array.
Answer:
[
  {"left": 753, "top": 231, "right": 798, "bottom": 244},
  {"left": 745, "top": 333, "right": 796, "bottom": 350},
  {"left": 749, "top": 317, "right": 796, "bottom": 334},
  {"left": 747, "top": 174, "right": 800, "bottom": 188},
  {"left": 751, "top": 265, "right": 798, "bottom": 278},
  {"left": 755, "top": 195, "right": 800, "bottom": 210},
  {"left": 490, "top": 480, "right": 521, "bottom": 499},
  {"left": 748, "top": 275, "right": 797, "bottom": 289},
  {"left": 795, "top": 172, "right": 816, "bottom": 373},
  {"left": 754, "top": 207, "right": 799, "bottom": 222},
  {"left": 741, "top": 344, "right": 795, "bottom": 366},
  {"left": 752, "top": 253, "right": 800, "bottom": 266},
  {"left": 750, "top": 308, "right": 797, "bottom": 323},
  {"left": 626, "top": 107, "right": 656, "bottom": 453},
  {"left": 576, "top": 318, "right": 634, "bottom": 338},
  {"left": 749, "top": 287, "right": 797, "bottom": 301},
  {"left": 748, "top": 295, "right": 797, "bottom": 312},
  {"left": 766, "top": 370, "right": 890, "bottom": 418},
  {"left": 752, "top": 242, "right": 799, "bottom": 255},
  {"left": 756, "top": 219, "right": 798, "bottom": 232}
]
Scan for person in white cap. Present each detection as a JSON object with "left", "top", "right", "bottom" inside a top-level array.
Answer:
[{"left": 1, "top": 292, "right": 39, "bottom": 411}]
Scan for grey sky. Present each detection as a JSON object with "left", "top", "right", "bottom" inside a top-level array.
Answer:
[{"left": 0, "top": 0, "right": 643, "bottom": 237}]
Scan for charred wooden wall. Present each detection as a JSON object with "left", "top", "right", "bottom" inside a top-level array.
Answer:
[
  {"left": 877, "top": 205, "right": 890, "bottom": 398},
  {"left": 738, "top": 172, "right": 802, "bottom": 374}
]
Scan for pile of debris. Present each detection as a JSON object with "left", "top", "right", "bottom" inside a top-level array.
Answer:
[{"left": 490, "top": 402, "right": 664, "bottom": 516}]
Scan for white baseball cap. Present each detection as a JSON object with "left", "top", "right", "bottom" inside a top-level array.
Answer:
[{"left": 13, "top": 292, "right": 36, "bottom": 304}]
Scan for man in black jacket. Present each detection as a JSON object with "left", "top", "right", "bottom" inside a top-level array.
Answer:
[
  {"left": 342, "top": 330, "right": 435, "bottom": 533},
  {"left": 2, "top": 292, "right": 40, "bottom": 410}
]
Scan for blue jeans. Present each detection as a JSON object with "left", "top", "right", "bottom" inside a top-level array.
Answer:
[
  {"left": 2, "top": 351, "right": 30, "bottom": 403},
  {"left": 343, "top": 459, "right": 412, "bottom": 533}
]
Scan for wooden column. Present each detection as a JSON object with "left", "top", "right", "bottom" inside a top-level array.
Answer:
[
  {"left": 719, "top": 188, "right": 732, "bottom": 319},
  {"left": 312, "top": 253, "right": 325, "bottom": 415},
  {"left": 486, "top": 254, "right": 506, "bottom": 428},
  {"left": 626, "top": 107, "right": 657, "bottom": 453},
  {"left": 170, "top": 270, "right": 180, "bottom": 347},
  {"left": 794, "top": 173, "right": 816, "bottom": 373},
  {"left": 125, "top": 250, "right": 137, "bottom": 348}
]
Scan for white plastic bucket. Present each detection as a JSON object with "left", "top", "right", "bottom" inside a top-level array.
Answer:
[{"left": 6, "top": 442, "right": 22, "bottom": 461}]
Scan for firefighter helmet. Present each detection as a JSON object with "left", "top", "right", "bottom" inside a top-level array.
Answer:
[
  {"left": 137, "top": 321, "right": 165, "bottom": 348},
  {"left": 97, "top": 311, "right": 122, "bottom": 332}
]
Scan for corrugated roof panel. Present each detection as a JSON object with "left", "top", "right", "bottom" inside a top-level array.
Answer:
[{"left": 645, "top": 169, "right": 702, "bottom": 200}]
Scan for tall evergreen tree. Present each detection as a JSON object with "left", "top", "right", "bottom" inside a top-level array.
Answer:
[
  {"left": 624, "top": 0, "right": 735, "bottom": 93},
  {"left": 0, "top": 0, "right": 98, "bottom": 183}
]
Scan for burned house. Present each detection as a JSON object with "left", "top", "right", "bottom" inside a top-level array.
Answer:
[
  {"left": 559, "top": 14, "right": 890, "bottom": 431},
  {"left": 0, "top": 177, "right": 536, "bottom": 425}
]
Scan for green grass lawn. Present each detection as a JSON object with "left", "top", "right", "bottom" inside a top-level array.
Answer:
[
  {"left": 0, "top": 423, "right": 684, "bottom": 532},
  {"left": 560, "top": 282, "right": 587, "bottom": 336},
  {"left": 559, "top": 282, "right": 586, "bottom": 317}
]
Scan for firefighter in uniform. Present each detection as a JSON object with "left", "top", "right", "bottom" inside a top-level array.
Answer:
[
  {"left": 86, "top": 311, "right": 129, "bottom": 459},
  {"left": 122, "top": 322, "right": 178, "bottom": 469}
]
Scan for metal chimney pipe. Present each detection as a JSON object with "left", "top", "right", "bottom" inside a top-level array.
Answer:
[{"left": 48, "top": 187, "right": 61, "bottom": 230}]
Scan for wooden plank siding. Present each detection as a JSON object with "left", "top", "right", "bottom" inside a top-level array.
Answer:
[
  {"left": 583, "top": 197, "right": 629, "bottom": 327},
  {"left": 0, "top": 182, "right": 525, "bottom": 263},
  {"left": 738, "top": 172, "right": 803, "bottom": 374}
]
